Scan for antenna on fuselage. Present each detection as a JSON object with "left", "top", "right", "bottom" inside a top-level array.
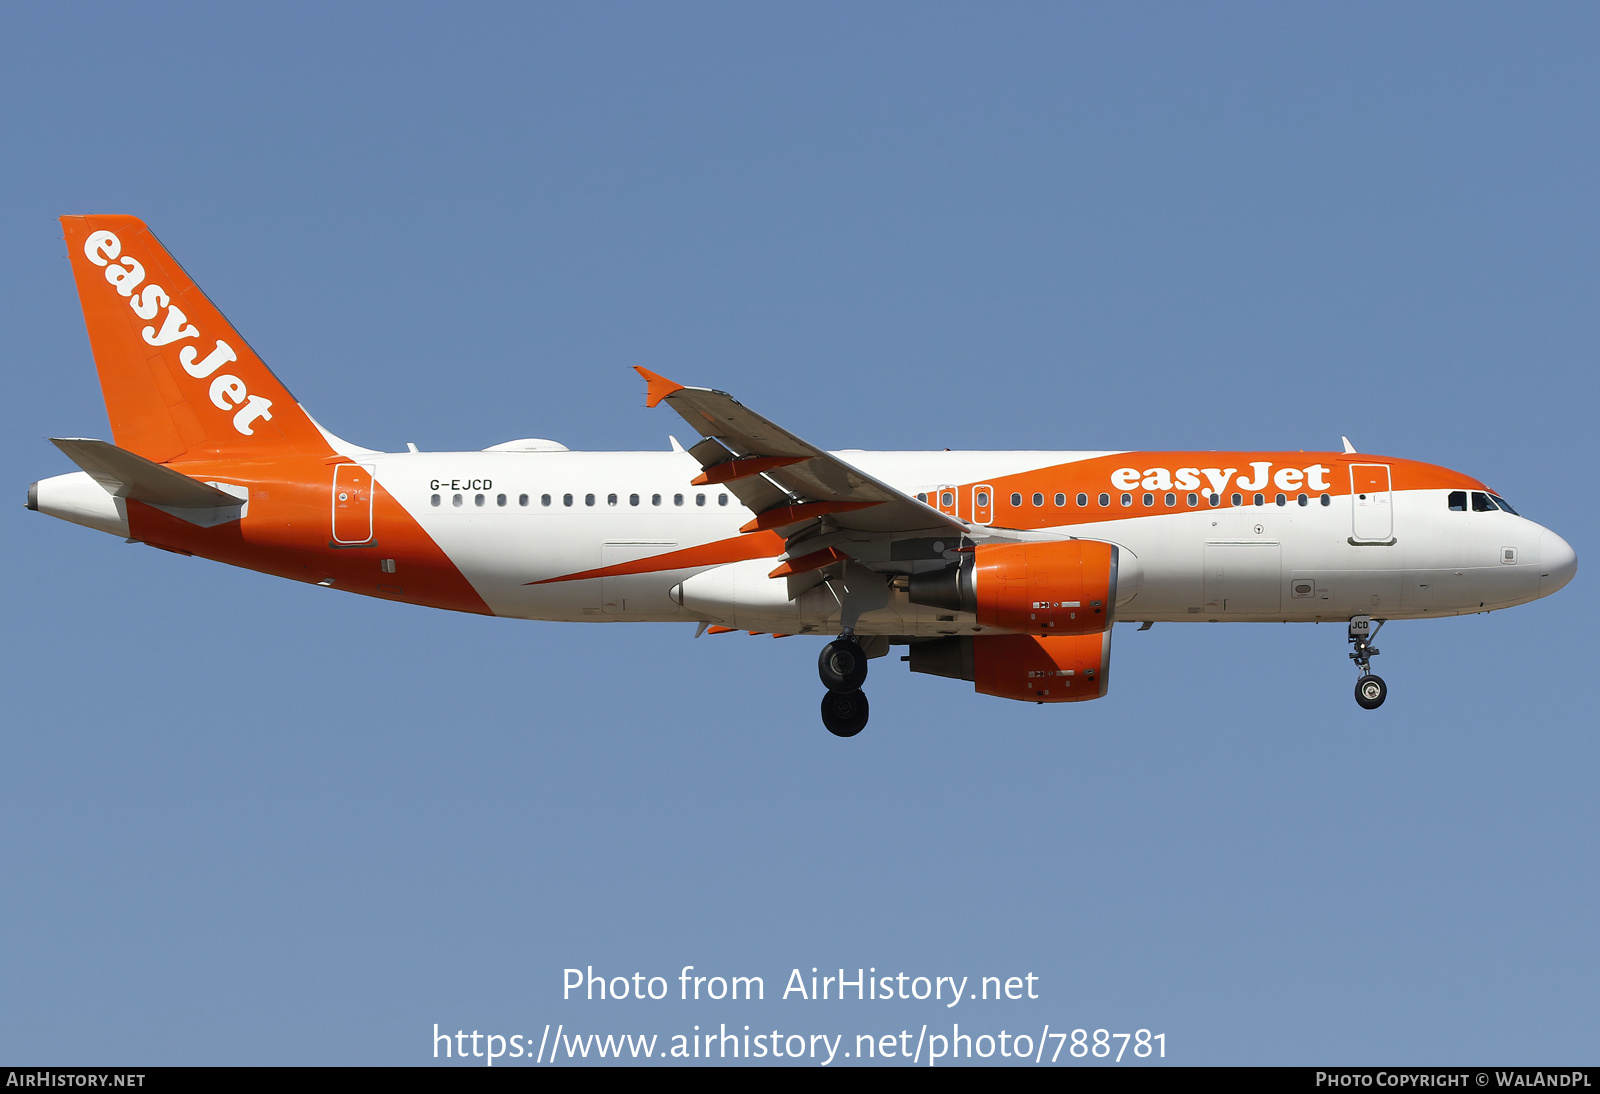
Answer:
[{"left": 1341, "top": 436, "right": 1357, "bottom": 454}]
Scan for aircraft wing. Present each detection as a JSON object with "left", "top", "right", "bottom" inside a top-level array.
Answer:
[{"left": 636, "top": 368, "right": 969, "bottom": 539}]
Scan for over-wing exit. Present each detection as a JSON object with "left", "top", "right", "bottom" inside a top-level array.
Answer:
[{"left": 30, "top": 216, "right": 1577, "bottom": 736}]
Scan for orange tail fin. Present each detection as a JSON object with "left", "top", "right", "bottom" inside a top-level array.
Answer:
[{"left": 60, "top": 215, "right": 334, "bottom": 463}]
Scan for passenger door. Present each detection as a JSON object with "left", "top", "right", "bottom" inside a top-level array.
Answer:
[{"left": 1350, "top": 464, "right": 1394, "bottom": 544}]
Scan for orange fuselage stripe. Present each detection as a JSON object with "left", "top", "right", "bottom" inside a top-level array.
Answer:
[
  {"left": 949, "top": 452, "right": 1487, "bottom": 529},
  {"left": 125, "top": 456, "right": 492, "bottom": 615},
  {"left": 527, "top": 529, "right": 788, "bottom": 585}
]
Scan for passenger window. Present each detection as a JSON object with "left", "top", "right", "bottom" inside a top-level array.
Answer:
[
  {"left": 607, "top": 493, "right": 618, "bottom": 506},
  {"left": 1077, "top": 493, "right": 1088, "bottom": 507},
  {"left": 696, "top": 493, "right": 706, "bottom": 506},
  {"left": 674, "top": 494, "right": 684, "bottom": 506},
  {"left": 652, "top": 494, "right": 662, "bottom": 506},
  {"left": 1208, "top": 493, "right": 1220, "bottom": 506},
  {"left": 1142, "top": 493, "right": 1153, "bottom": 507},
  {"left": 1010, "top": 493, "right": 1022, "bottom": 507},
  {"left": 916, "top": 492, "right": 927, "bottom": 502},
  {"left": 585, "top": 494, "right": 596, "bottom": 507},
  {"left": 496, "top": 493, "right": 506, "bottom": 507},
  {"left": 1032, "top": 492, "right": 1044, "bottom": 507},
  {"left": 1231, "top": 493, "right": 1242, "bottom": 506},
  {"left": 1491, "top": 494, "right": 1518, "bottom": 515},
  {"left": 976, "top": 490, "right": 990, "bottom": 507},
  {"left": 541, "top": 494, "right": 552, "bottom": 506},
  {"left": 1297, "top": 493, "right": 1307, "bottom": 506},
  {"left": 1054, "top": 493, "right": 1065, "bottom": 507},
  {"left": 519, "top": 494, "right": 529, "bottom": 506},
  {"left": 430, "top": 493, "right": 440, "bottom": 507},
  {"left": 475, "top": 493, "right": 485, "bottom": 507},
  {"left": 1472, "top": 491, "right": 1497, "bottom": 512},
  {"left": 453, "top": 494, "right": 463, "bottom": 507},
  {"left": 629, "top": 494, "right": 640, "bottom": 506},
  {"left": 1098, "top": 493, "right": 1110, "bottom": 507},
  {"left": 1121, "top": 493, "right": 1132, "bottom": 507},
  {"left": 563, "top": 494, "right": 573, "bottom": 507},
  {"left": 1448, "top": 490, "right": 1467, "bottom": 511},
  {"left": 1164, "top": 492, "right": 1176, "bottom": 507},
  {"left": 718, "top": 493, "right": 728, "bottom": 506},
  {"left": 1253, "top": 493, "right": 1264, "bottom": 506},
  {"left": 1320, "top": 494, "right": 1330, "bottom": 506},
  {"left": 1275, "top": 493, "right": 1286, "bottom": 506},
  {"left": 1186, "top": 492, "right": 1197, "bottom": 507}
]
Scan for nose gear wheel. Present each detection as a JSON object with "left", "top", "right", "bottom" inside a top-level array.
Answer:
[
  {"left": 1347, "top": 616, "right": 1389, "bottom": 710},
  {"left": 1355, "top": 674, "right": 1387, "bottom": 709}
]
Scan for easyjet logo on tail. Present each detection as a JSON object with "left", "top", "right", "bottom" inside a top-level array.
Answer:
[
  {"left": 1109, "top": 462, "right": 1334, "bottom": 494},
  {"left": 82, "top": 230, "right": 274, "bottom": 436}
]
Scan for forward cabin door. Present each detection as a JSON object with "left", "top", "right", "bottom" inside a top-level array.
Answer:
[
  {"left": 332, "top": 463, "right": 375, "bottom": 545},
  {"left": 1350, "top": 464, "right": 1394, "bottom": 544}
]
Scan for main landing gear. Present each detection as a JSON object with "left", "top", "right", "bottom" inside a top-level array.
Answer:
[
  {"left": 1348, "top": 615, "right": 1387, "bottom": 710},
  {"left": 818, "top": 636, "right": 870, "bottom": 737}
]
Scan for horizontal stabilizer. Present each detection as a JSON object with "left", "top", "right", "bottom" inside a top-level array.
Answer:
[{"left": 50, "top": 438, "right": 242, "bottom": 508}]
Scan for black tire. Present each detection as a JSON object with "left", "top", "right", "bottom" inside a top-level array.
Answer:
[
  {"left": 820, "top": 689, "right": 870, "bottom": 737},
  {"left": 818, "top": 639, "right": 869, "bottom": 691},
  {"left": 1354, "top": 674, "right": 1387, "bottom": 710}
]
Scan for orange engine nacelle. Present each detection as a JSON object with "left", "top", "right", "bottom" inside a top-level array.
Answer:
[
  {"left": 908, "top": 539, "right": 1118, "bottom": 635},
  {"left": 909, "top": 632, "right": 1112, "bottom": 703}
]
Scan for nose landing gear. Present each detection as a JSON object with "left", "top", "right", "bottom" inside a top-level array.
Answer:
[
  {"left": 818, "top": 634, "right": 870, "bottom": 737},
  {"left": 1348, "top": 616, "right": 1387, "bottom": 710}
]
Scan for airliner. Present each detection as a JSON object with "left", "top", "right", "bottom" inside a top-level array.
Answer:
[{"left": 29, "top": 216, "right": 1578, "bottom": 736}]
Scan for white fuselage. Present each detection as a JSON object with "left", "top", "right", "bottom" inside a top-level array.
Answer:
[{"left": 358, "top": 448, "right": 1569, "bottom": 633}]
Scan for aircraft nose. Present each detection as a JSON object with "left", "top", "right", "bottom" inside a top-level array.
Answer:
[{"left": 1538, "top": 529, "right": 1577, "bottom": 597}]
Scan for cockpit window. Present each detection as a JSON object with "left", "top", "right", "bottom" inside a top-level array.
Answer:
[
  {"left": 1448, "top": 490, "right": 1467, "bottom": 512},
  {"left": 1490, "top": 494, "right": 1518, "bottom": 515},
  {"left": 1471, "top": 491, "right": 1498, "bottom": 513}
]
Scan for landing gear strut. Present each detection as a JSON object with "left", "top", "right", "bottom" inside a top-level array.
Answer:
[
  {"left": 818, "top": 634, "right": 870, "bottom": 736},
  {"left": 1348, "top": 616, "right": 1387, "bottom": 710}
]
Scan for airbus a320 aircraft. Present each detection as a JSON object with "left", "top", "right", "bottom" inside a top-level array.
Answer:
[{"left": 30, "top": 216, "right": 1578, "bottom": 736}]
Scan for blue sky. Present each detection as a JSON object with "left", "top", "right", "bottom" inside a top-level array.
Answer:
[{"left": 2, "top": 2, "right": 1595, "bottom": 1065}]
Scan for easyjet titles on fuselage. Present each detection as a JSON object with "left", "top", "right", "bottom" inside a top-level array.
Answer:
[{"left": 1108, "top": 462, "right": 1333, "bottom": 495}]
